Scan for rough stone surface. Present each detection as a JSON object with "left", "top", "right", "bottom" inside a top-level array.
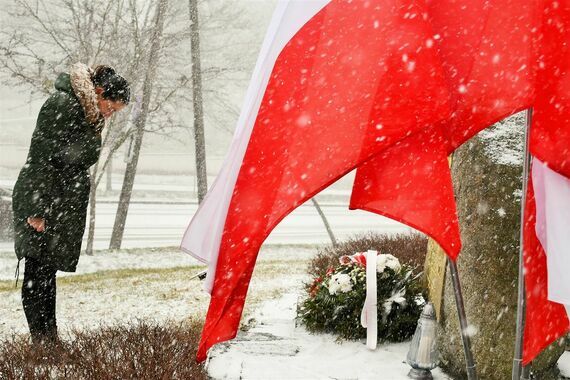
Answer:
[{"left": 438, "top": 113, "right": 564, "bottom": 379}]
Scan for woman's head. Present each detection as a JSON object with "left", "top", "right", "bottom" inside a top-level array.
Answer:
[{"left": 91, "top": 65, "right": 131, "bottom": 118}]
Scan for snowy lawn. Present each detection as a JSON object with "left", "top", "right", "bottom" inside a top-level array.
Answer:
[
  {"left": 4, "top": 245, "right": 568, "bottom": 379},
  {"left": 0, "top": 246, "right": 200, "bottom": 281},
  {"left": 0, "top": 245, "right": 317, "bottom": 338}
]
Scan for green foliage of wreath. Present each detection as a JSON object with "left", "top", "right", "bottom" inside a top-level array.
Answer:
[{"left": 299, "top": 262, "right": 424, "bottom": 342}]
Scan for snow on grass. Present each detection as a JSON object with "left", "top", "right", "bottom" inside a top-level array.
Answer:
[
  {"left": 0, "top": 266, "right": 209, "bottom": 337},
  {"left": 8, "top": 243, "right": 568, "bottom": 379},
  {"left": 0, "top": 244, "right": 318, "bottom": 281},
  {"left": 0, "top": 246, "right": 198, "bottom": 281},
  {"left": 0, "top": 245, "right": 317, "bottom": 338}
]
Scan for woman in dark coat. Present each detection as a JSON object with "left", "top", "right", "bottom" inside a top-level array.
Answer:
[{"left": 12, "top": 63, "right": 130, "bottom": 343}]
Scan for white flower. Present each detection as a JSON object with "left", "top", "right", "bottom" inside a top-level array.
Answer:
[
  {"left": 376, "top": 254, "right": 401, "bottom": 274},
  {"left": 381, "top": 287, "right": 408, "bottom": 322},
  {"left": 328, "top": 273, "right": 353, "bottom": 295}
]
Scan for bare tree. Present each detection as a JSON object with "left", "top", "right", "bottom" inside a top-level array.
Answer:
[
  {"left": 1, "top": 0, "right": 190, "bottom": 253},
  {"left": 1, "top": 0, "right": 142, "bottom": 254},
  {"left": 109, "top": 0, "right": 169, "bottom": 250},
  {"left": 1, "top": 0, "right": 258, "bottom": 252}
]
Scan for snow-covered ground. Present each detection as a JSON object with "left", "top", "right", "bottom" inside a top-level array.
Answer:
[
  {"left": 207, "top": 293, "right": 451, "bottom": 380},
  {"left": 0, "top": 245, "right": 316, "bottom": 338},
  {"left": 2, "top": 244, "right": 570, "bottom": 379},
  {"left": 208, "top": 293, "right": 570, "bottom": 380},
  {"left": 0, "top": 247, "right": 201, "bottom": 281},
  {"left": 560, "top": 352, "right": 570, "bottom": 379},
  {"left": 0, "top": 244, "right": 321, "bottom": 281}
]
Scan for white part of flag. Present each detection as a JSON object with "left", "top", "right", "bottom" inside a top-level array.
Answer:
[
  {"left": 532, "top": 158, "right": 570, "bottom": 307},
  {"left": 180, "top": 0, "right": 331, "bottom": 293}
]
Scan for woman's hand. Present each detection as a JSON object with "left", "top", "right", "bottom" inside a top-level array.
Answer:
[{"left": 27, "top": 217, "right": 46, "bottom": 232}]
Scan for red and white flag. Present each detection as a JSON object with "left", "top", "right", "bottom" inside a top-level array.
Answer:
[
  {"left": 522, "top": 1, "right": 570, "bottom": 363},
  {"left": 181, "top": 0, "right": 569, "bottom": 362},
  {"left": 182, "top": 0, "right": 454, "bottom": 361},
  {"left": 522, "top": 161, "right": 570, "bottom": 364}
]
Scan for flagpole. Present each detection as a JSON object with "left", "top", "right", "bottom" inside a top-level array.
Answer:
[
  {"left": 512, "top": 108, "right": 533, "bottom": 380},
  {"left": 448, "top": 258, "right": 478, "bottom": 380},
  {"left": 522, "top": 365, "right": 531, "bottom": 380}
]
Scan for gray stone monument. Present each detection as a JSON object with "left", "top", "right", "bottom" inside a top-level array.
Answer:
[{"left": 437, "top": 113, "right": 564, "bottom": 380}]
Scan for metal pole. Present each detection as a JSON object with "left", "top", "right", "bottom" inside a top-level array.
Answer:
[
  {"left": 512, "top": 108, "right": 533, "bottom": 380},
  {"left": 448, "top": 258, "right": 478, "bottom": 380},
  {"left": 310, "top": 198, "right": 338, "bottom": 247},
  {"left": 521, "top": 364, "right": 531, "bottom": 380}
]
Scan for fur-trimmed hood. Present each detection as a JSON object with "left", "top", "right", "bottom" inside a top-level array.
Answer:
[{"left": 54, "top": 63, "right": 105, "bottom": 131}]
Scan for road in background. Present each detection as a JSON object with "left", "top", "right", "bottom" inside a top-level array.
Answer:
[{"left": 0, "top": 201, "right": 410, "bottom": 251}]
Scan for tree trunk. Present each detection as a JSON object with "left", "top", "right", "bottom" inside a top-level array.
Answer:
[
  {"left": 437, "top": 113, "right": 564, "bottom": 379},
  {"left": 109, "top": 0, "right": 169, "bottom": 250},
  {"left": 86, "top": 120, "right": 123, "bottom": 254},
  {"left": 85, "top": 171, "right": 97, "bottom": 255},
  {"left": 106, "top": 155, "right": 113, "bottom": 192},
  {"left": 189, "top": 0, "right": 207, "bottom": 203}
]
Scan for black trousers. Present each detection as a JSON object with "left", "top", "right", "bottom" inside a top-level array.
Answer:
[{"left": 21, "top": 256, "right": 58, "bottom": 343}]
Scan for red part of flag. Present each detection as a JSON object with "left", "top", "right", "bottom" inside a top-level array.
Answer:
[{"left": 350, "top": 127, "right": 461, "bottom": 259}]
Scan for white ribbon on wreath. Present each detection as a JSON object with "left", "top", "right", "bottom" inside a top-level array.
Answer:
[{"left": 360, "top": 249, "right": 378, "bottom": 350}]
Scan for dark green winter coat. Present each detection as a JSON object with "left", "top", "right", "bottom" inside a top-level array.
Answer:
[{"left": 12, "top": 67, "right": 104, "bottom": 272}]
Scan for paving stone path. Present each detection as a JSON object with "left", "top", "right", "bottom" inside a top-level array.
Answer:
[{"left": 207, "top": 293, "right": 451, "bottom": 380}]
